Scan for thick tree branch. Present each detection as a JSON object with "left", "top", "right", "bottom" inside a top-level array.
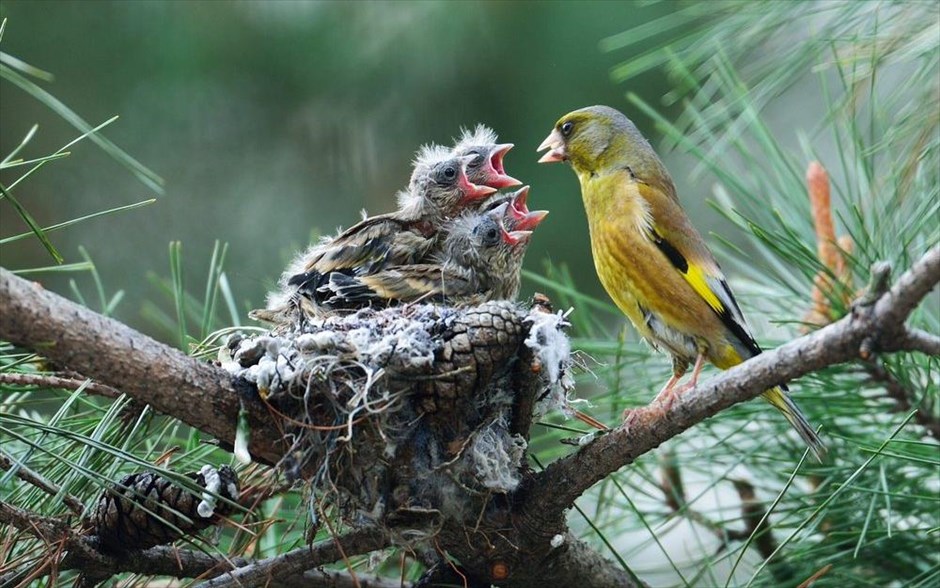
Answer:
[
  {"left": 0, "top": 268, "right": 283, "bottom": 466},
  {"left": 898, "top": 327, "right": 940, "bottom": 356},
  {"left": 524, "top": 245, "right": 939, "bottom": 515}
]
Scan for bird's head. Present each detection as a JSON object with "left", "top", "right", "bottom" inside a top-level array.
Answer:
[
  {"left": 537, "top": 105, "right": 665, "bottom": 180},
  {"left": 410, "top": 146, "right": 497, "bottom": 216},
  {"left": 452, "top": 126, "right": 522, "bottom": 189}
]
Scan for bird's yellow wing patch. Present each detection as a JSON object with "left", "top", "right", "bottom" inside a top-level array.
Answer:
[
  {"left": 684, "top": 263, "right": 725, "bottom": 315},
  {"left": 647, "top": 226, "right": 762, "bottom": 358}
]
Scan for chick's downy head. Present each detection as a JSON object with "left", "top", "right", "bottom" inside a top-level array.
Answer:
[
  {"left": 443, "top": 202, "right": 536, "bottom": 299},
  {"left": 409, "top": 145, "right": 496, "bottom": 217},
  {"left": 452, "top": 124, "right": 521, "bottom": 189}
]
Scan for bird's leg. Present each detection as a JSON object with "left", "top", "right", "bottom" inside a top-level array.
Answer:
[
  {"left": 651, "top": 373, "right": 682, "bottom": 404},
  {"left": 654, "top": 353, "right": 706, "bottom": 411},
  {"left": 651, "top": 356, "right": 690, "bottom": 406},
  {"left": 625, "top": 357, "right": 688, "bottom": 425},
  {"left": 685, "top": 353, "right": 706, "bottom": 388}
]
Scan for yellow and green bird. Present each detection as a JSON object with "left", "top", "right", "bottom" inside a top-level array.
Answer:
[{"left": 538, "top": 105, "right": 824, "bottom": 460}]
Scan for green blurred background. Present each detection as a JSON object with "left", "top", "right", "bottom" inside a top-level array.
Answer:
[{"left": 0, "top": 0, "right": 698, "bottom": 338}]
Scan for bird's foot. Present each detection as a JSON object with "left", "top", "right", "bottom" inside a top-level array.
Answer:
[
  {"left": 622, "top": 406, "right": 654, "bottom": 430},
  {"left": 652, "top": 374, "right": 698, "bottom": 411}
]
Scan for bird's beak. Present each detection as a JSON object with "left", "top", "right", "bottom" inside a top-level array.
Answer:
[
  {"left": 510, "top": 185, "right": 530, "bottom": 213},
  {"left": 537, "top": 129, "right": 566, "bottom": 163},
  {"left": 504, "top": 186, "right": 549, "bottom": 230},
  {"left": 458, "top": 167, "right": 498, "bottom": 201},
  {"left": 483, "top": 143, "right": 523, "bottom": 188},
  {"left": 518, "top": 209, "right": 549, "bottom": 231},
  {"left": 500, "top": 222, "right": 533, "bottom": 246}
]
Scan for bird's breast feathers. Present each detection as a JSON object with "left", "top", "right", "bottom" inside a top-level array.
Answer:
[{"left": 580, "top": 170, "right": 728, "bottom": 359}]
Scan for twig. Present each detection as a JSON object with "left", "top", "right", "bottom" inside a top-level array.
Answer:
[
  {"left": 796, "top": 563, "right": 833, "bottom": 588},
  {"left": 656, "top": 457, "right": 772, "bottom": 560},
  {"left": 658, "top": 449, "right": 686, "bottom": 513},
  {"left": 195, "top": 527, "right": 389, "bottom": 588},
  {"left": 0, "top": 499, "right": 387, "bottom": 587},
  {"left": 0, "top": 451, "right": 85, "bottom": 516},
  {"left": 729, "top": 479, "right": 778, "bottom": 561},
  {"left": 0, "top": 372, "right": 122, "bottom": 399},
  {"left": 864, "top": 358, "right": 940, "bottom": 440}
]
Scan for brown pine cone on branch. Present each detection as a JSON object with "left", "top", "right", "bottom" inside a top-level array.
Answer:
[{"left": 91, "top": 465, "right": 239, "bottom": 552}]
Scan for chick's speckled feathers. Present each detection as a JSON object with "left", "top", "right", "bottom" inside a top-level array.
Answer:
[
  {"left": 265, "top": 151, "right": 496, "bottom": 319},
  {"left": 317, "top": 201, "right": 540, "bottom": 309},
  {"left": 538, "top": 105, "right": 823, "bottom": 460},
  {"left": 254, "top": 124, "right": 540, "bottom": 326}
]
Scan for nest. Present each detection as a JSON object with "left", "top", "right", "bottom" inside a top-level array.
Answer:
[{"left": 221, "top": 299, "right": 574, "bottom": 541}]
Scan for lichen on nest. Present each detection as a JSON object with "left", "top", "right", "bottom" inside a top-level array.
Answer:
[{"left": 220, "top": 299, "right": 575, "bottom": 541}]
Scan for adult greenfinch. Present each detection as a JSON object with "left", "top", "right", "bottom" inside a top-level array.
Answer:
[{"left": 537, "top": 105, "right": 823, "bottom": 460}]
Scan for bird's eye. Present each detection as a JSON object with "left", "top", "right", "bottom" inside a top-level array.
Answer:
[
  {"left": 474, "top": 222, "right": 500, "bottom": 246},
  {"left": 560, "top": 121, "right": 574, "bottom": 137},
  {"left": 439, "top": 166, "right": 457, "bottom": 183}
]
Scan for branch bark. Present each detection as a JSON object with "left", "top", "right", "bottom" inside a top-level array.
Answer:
[
  {"left": 0, "top": 268, "right": 283, "bottom": 466},
  {"left": 196, "top": 528, "right": 390, "bottom": 588},
  {"left": 0, "top": 499, "right": 393, "bottom": 587},
  {"left": 0, "top": 372, "right": 122, "bottom": 399}
]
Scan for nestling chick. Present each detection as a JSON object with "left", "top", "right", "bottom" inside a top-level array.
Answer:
[
  {"left": 255, "top": 151, "right": 496, "bottom": 323},
  {"left": 538, "top": 105, "right": 824, "bottom": 460},
  {"left": 451, "top": 124, "right": 522, "bottom": 189},
  {"left": 317, "top": 193, "right": 547, "bottom": 310}
]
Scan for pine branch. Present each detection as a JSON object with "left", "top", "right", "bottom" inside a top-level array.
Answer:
[
  {"left": 0, "top": 371, "right": 122, "bottom": 399},
  {"left": 0, "top": 267, "right": 285, "bottom": 467},
  {"left": 0, "top": 451, "right": 85, "bottom": 516},
  {"left": 864, "top": 357, "right": 940, "bottom": 440},
  {"left": 524, "top": 246, "right": 939, "bottom": 515},
  {"left": 0, "top": 245, "right": 935, "bottom": 586},
  {"left": 0, "top": 499, "right": 391, "bottom": 587}
]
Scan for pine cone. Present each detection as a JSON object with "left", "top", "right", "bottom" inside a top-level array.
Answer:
[{"left": 92, "top": 465, "right": 239, "bottom": 552}]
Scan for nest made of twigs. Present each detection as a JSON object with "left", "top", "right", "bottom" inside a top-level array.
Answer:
[{"left": 221, "top": 299, "right": 573, "bottom": 541}]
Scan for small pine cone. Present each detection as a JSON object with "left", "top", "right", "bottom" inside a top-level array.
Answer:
[
  {"left": 425, "top": 301, "right": 527, "bottom": 411},
  {"left": 92, "top": 465, "right": 239, "bottom": 552}
]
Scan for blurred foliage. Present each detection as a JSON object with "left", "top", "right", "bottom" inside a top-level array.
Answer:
[
  {"left": 0, "top": 0, "right": 685, "bottom": 338},
  {"left": 1, "top": 1, "right": 938, "bottom": 587}
]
